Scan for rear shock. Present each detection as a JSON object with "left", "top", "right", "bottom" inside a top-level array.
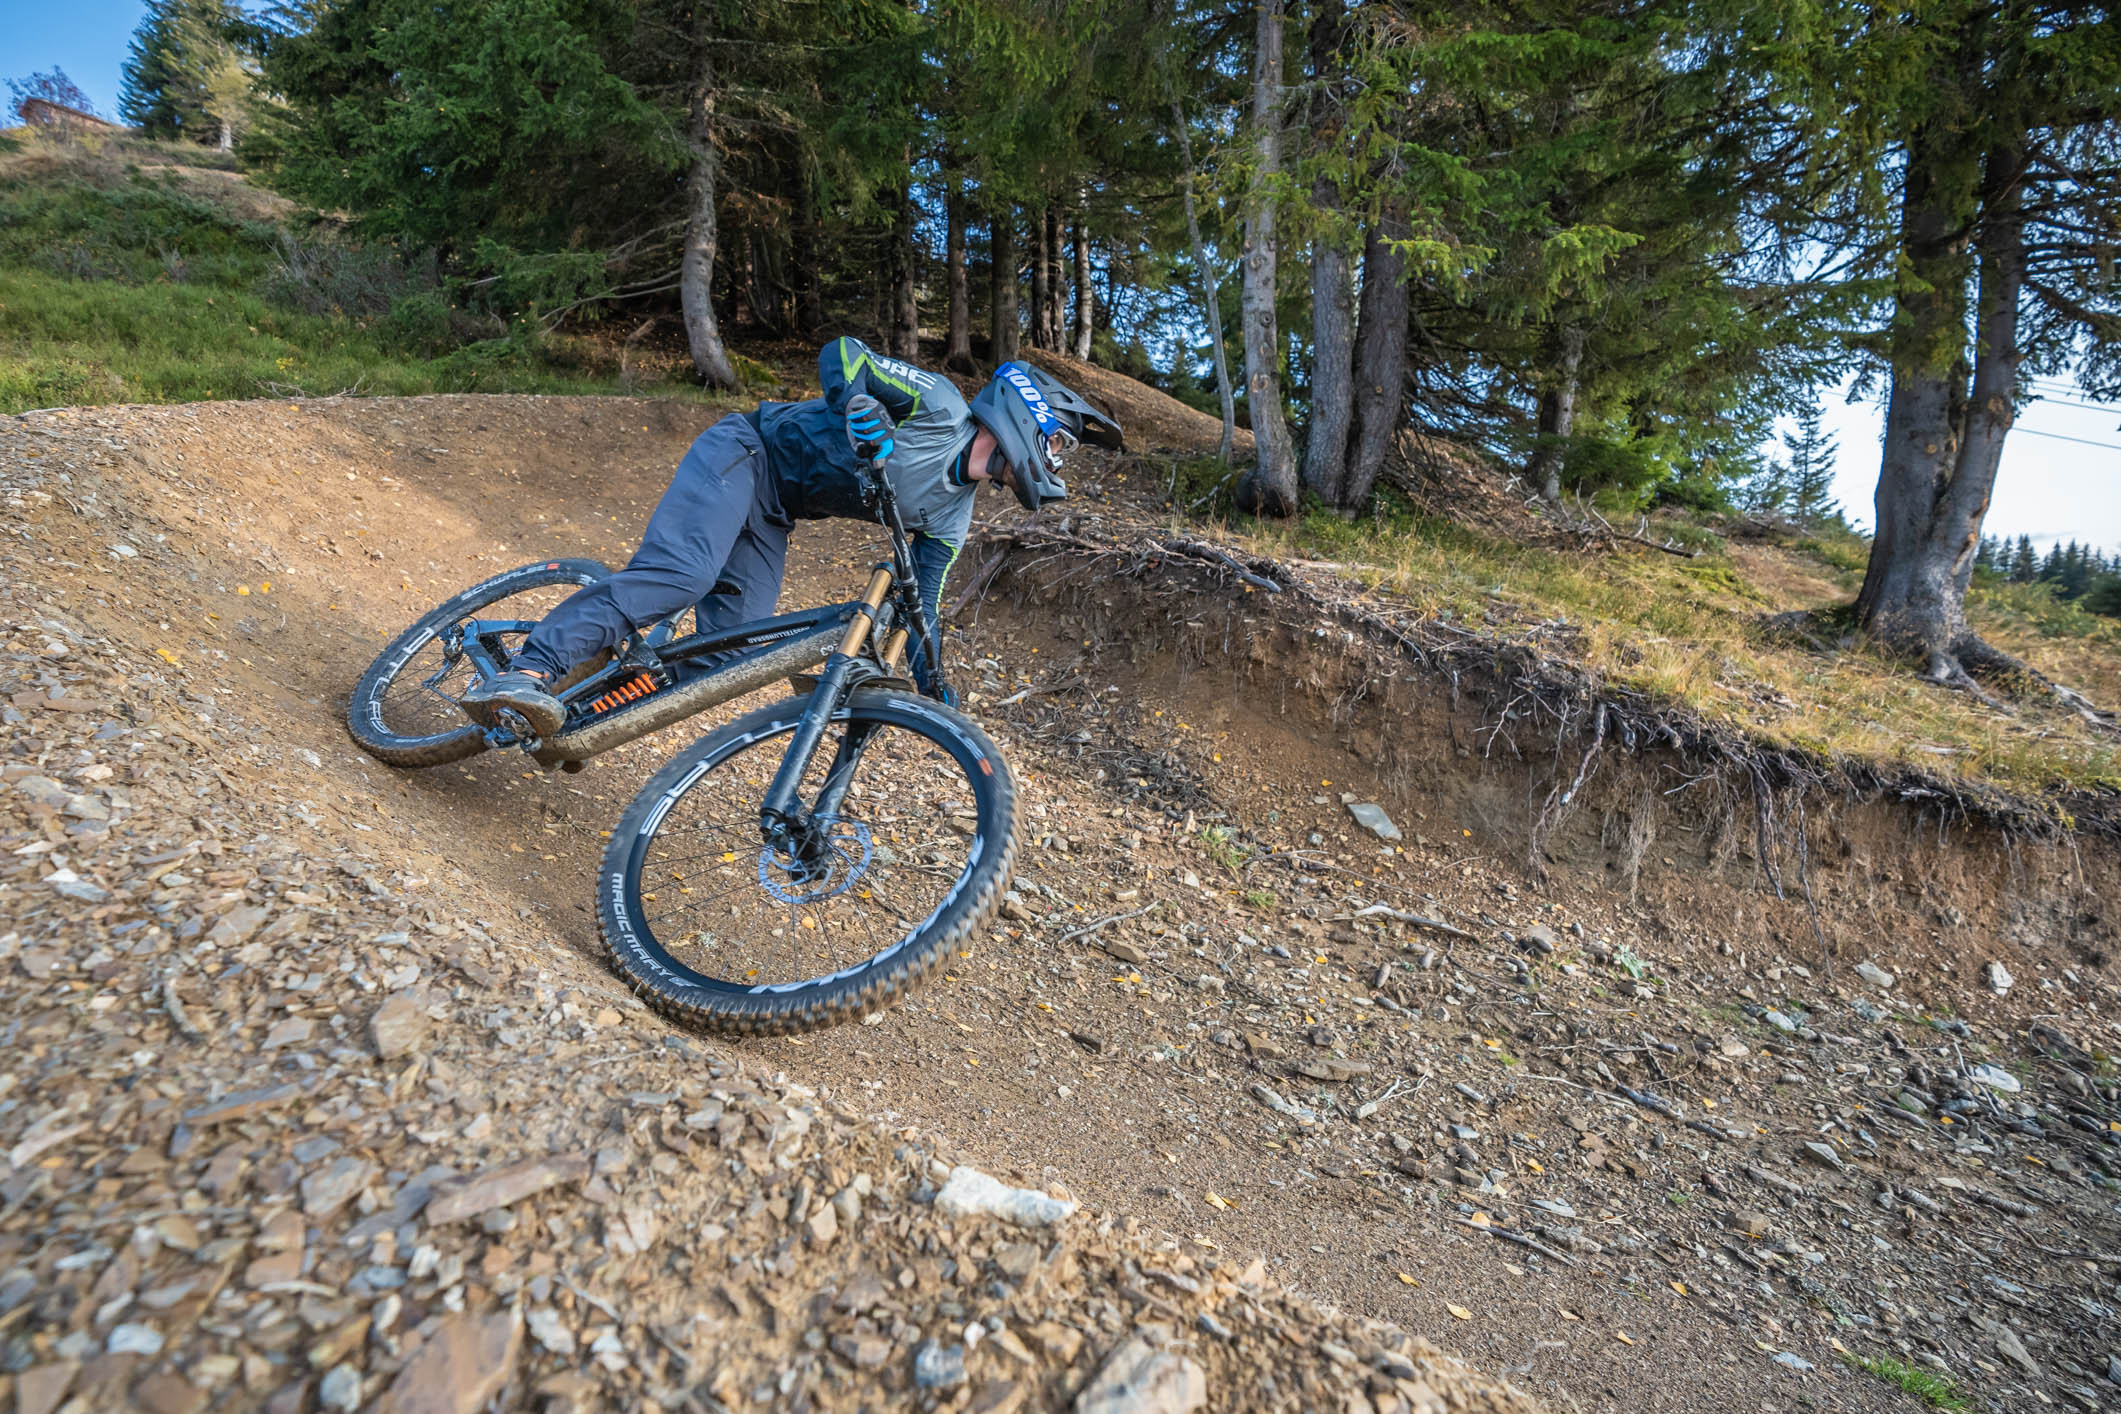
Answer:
[{"left": 585, "top": 668, "right": 666, "bottom": 715}]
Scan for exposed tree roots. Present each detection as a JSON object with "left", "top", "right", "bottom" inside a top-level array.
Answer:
[{"left": 963, "top": 523, "right": 2121, "bottom": 867}]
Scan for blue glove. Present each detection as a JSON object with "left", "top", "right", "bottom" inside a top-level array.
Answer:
[{"left": 846, "top": 394, "right": 896, "bottom": 465}]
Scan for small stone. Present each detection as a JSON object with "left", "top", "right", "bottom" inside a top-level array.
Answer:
[
  {"left": 1523, "top": 924, "right": 1558, "bottom": 955},
  {"left": 1800, "top": 1142, "right": 1844, "bottom": 1173},
  {"left": 934, "top": 1165, "right": 1076, "bottom": 1227},
  {"left": 1029, "top": 1322, "right": 1083, "bottom": 1366},
  {"left": 1734, "top": 1210, "right": 1773, "bottom": 1238},
  {"left": 1346, "top": 803, "right": 1401, "bottom": 841},
  {"left": 1770, "top": 1351, "right": 1814, "bottom": 1372},
  {"left": 132, "top": 1372, "right": 206, "bottom": 1414},
  {"left": 302, "top": 1158, "right": 377, "bottom": 1218},
  {"left": 371, "top": 1308, "right": 521, "bottom": 1414},
  {"left": 1291, "top": 1057, "right": 1370, "bottom": 1083},
  {"left": 1763, "top": 1010, "right": 1798, "bottom": 1034},
  {"left": 913, "top": 1340, "right": 967, "bottom": 1390},
  {"left": 1074, "top": 1334, "right": 1207, "bottom": 1414},
  {"left": 185, "top": 1083, "right": 303, "bottom": 1126},
  {"left": 999, "top": 892, "right": 1032, "bottom": 922},
  {"left": 1855, "top": 961, "right": 1895, "bottom": 990},
  {"left": 969, "top": 1380, "right": 1027, "bottom": 1414},
  {"left": 805, "top": 1202, "right": 839, "bottom": 1246},
  {"left": 831, "top": 1333, "right": 891, "bottom": 1369},
  {"left": 263, "top": 1017, "right": 315, "bottom": 1050},
  {"left": 426, "top": 1153, "right": 590, "bottom": 1224},
  {"left": 527, "top": 1306, "right": 576, "bottom": 1356},
  {"left": 1970, "top": 1063, "right": 2022, "bottom": 1094},
  {"left": 15, "top": 1362, "right": 80, "bottom": 1414},
  {"left": 1100, "top": 940, "right": 1147, "bottom": 966},
  {"left": 108, "top": 1323, "right": 165, "bottom": 1356},
  {"left": 207, "top": 904, "right": 273, "bottom": 948},
  {"left": 318, "top": 1364, "right": 362, "bottom": 1411},
  {"left": 368, "top": 991, "right": 430, "bottom": 1061},
  {"left": 1986, "top": 960, "right": 2014, "bottom": 995}
]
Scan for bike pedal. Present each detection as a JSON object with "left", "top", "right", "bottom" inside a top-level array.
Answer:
[{"left": 495, "top": 707, "right": 542, "bottom": 750}]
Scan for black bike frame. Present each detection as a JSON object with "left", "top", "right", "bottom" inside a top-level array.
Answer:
[{"left": 455, "top": 467, "right": 949, "bottom": 853}]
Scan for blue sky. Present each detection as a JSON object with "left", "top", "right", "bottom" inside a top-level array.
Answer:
[
  {"left": 10, "top": 3, "right": 2121, "bottom": 550},
  {"left": 10, "top": 0, "right": 151, "bottom": 118}
]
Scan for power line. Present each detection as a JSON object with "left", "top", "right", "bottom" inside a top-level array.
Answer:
[
  {"left": 2014, "top": 426, "right": 2121, "bottom": 452},
  {"left": 2029, "top": 394, "right": 2118, "bottom": 414}
]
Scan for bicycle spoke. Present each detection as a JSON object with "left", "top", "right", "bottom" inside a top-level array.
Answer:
[{"left": 624, "top": 710, "right": 976, "bottom": 990}]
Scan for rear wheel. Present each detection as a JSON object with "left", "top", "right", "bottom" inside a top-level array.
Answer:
[
  {"left": 598, "top": 689, "right": 1015, "bottom": 1035},
  {"left": 347, "top": 559, "right": 609, "bottom": 768}
]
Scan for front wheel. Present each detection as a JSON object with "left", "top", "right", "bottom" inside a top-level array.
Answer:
[
  {"left": 598, "top": 689, "right": 1016, "bottom": 1035},
  {"left": 347, "top": 558, "right": 610, "bottom": 768}
]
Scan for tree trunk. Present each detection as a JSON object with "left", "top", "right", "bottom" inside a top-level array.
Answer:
[
  {"left": 1345, "top": 200, "right": 1410, "bottom": 512},
  {"left": 1524, "top": 326, "right": 1584, "bottom": 503},
  {"left": 1028, "top": 209, "right": 1050, "bottom": 350},
  {"left": 743, "top": 228, "right": 783, "bottom": 334},
  {"left": 885, "top": 179, "right": 918, "bottom": 359},
  {"left": 679, "top": 24, "right": 738, "bottom": 390},
  {"left": 1071, "top": 210, "right": 1094, "bottom": 361},
  {"left": 789, "top": 151, "right": 824, "bottom": 333},
  {"left": 1044, "top": 207, "right": 1066, "bottom": 354},
  {"left": 1853, "top": 121, "right": 2024, "bottom": 681},
  {"left": 1172, "top": 101, "right": 1236, "bottom": 462},
  {"left": 990, "top": 211, "right": 1020, "bottom": 363},
  {"left": 945, "top": 183, "right": 975, "bottom": 372},
  {"left": 1299, "top": 0, "right": 1353, "bottom": 506},
  {"left": 1235, "top": 0, "right": 1298, "bottom": 516}
]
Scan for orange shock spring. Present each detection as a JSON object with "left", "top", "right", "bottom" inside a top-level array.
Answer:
[{"left": 588, "top": 672, "right": 658, "bottom": 714}]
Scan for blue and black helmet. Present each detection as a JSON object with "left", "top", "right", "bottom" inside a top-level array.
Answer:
[{"left": 969, "top": 361, "right": 1125, "bottom": 511}]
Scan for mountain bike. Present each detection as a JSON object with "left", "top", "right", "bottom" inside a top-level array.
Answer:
[{"left": 346, "top": 468, "right": 1016, "bottom": 1035}]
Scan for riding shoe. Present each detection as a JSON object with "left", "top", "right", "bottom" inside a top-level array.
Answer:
[{"left": 460, "top": 670, "right": 565, "bottom": 737}]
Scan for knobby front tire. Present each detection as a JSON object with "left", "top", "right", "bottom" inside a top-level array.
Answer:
[
  {"left": 598, "top": 688, "right": 1017, "bottom": 1035},
  {"left": 347, "top": 558, "right": 610, "bottom": 768}
]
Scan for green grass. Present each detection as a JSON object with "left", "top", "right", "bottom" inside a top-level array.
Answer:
[
  {"left": 1196, "top": 825, "right": 1245, "bottom": 874},
  {"left": 1837, "top": 1353, "right": 1971, "bottom": 1410},
  {"left": 1194, "top": 491, "right": 2121, "bottom": 794},
  {"left": 0, "top": 267, "right": 674, "bottom": 408},
  {"left": 0, "top": 130, "right": 716, "bottom": 413}
]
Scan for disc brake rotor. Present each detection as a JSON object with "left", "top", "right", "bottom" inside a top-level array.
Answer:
[{"left": 756, "top": 817, "right": 873, "bottom": 905}]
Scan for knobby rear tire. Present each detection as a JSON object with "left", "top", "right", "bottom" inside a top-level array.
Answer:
[
  {"left": 598, "top": 688, "right": 1017, "bottom": 1036},
  {"left": 346, "top": 558, "right": 610, "bottom": 768}
]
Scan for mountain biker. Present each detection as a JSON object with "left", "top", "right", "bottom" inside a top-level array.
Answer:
[{"left": 460, "top": 337, "right": 1123, "bottom": 736}]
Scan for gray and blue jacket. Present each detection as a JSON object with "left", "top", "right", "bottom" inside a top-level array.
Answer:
[{"left": 755, "top": 339, "right": 979, "bottom": 634}]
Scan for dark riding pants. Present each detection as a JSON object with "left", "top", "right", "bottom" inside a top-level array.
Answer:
[{"left": 514, "top": 417, "right": 791, "bottom": 681}]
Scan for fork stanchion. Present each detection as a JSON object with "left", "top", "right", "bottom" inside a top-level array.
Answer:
[
  {"left": 836, "top": 566, "right": 893, "bottom": 656},
  {"left": 879, "top": 628, "right": 909, "bottom": 677}
]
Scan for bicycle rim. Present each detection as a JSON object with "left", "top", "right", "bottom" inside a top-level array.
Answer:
[{"left": 602, "top": 691, "right": 1013, "bottom": 1032}]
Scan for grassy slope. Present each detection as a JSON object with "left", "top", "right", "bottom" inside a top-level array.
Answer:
[
  {"left": 1215, "top": 497, "right": 2121, "bottom": 796},
  {"left": 0, "top": 129, "right": 729, "bottom": 411}
]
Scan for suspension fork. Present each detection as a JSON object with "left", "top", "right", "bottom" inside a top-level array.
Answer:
[{"left": 759, "top": 566, "right": 892, "bottom": 845}]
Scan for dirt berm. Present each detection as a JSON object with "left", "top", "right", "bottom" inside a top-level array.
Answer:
[{"left": 1, "top": 388, "right": 2117, "bottom": 1414}]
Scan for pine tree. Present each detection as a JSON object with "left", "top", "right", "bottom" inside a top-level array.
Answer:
[
  {"left": 2010, "top": 535, "right": 2037, "bottom": 583},
  {"left": 1785, "top": 400, "right": 1839, "bottom": 533},
  {"left": 121, "top": 0, "right": 252, "bottom": 145},
  {"left": 1740, "top": 458, "right": 1793, "bottom": 519}
]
